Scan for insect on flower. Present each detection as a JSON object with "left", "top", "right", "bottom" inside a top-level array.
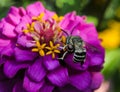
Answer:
[{"left": 58, "top": 26, "right": 86, "bottom": 65}]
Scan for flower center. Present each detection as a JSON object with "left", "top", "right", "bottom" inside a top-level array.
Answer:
[{"left": 23, "top": 13, "right": 66, "bottom": 58}]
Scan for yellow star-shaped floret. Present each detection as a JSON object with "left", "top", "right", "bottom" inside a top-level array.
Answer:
[
  {"left": 32, "top": 41, "right": 46, "bottom": 56},
  {"left": 23, "top": 22, "right": 35, "bottom": 33},
  {"left": 46, "top": 41, "right": 60, "bottom": 59},
  {"left": 61, "top": 35, "right": 66, "bottom": 45},
  {"left": 32, "top": 12, "right": 44, "bottom": 22},
  {"left": 52, "top": 14, "right": 64, "bottom": 23}
]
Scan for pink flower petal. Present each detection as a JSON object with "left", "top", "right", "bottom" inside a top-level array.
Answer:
[
  {"left": 15, "top": 15, "right": 31, "bottom": 34},
  {"left": 21, "top": 15, "right": 31, "bottom": 23},
  {"left": 0, "top": 19, "right": 5, "bottom": 31},
  {"left": 59, "top": 11, "right": 84, "bottom": 31},
  {"left": 43, "top": 55, "right": 60, "bottom": 71},
  {"left": 88, "top": 48, "right": 104, "bottom": 67},
  {"left": 4, "top": 60, "right": 30, "bottom": 78},
  {"left": 8, "top": 6, "right": 19, "bottom": 16},
  {"left": 39, "top": 83, "right": 54, "bottom": 92},
  {"left": 5, "top": 13, "right": 20, "bottom": 26},
  {"left": 47, "top": 67, "right": 68, "bottom": 87},
  {"left": 91, "top": 72, "right": 103, "bottom": 90},
  {"left": 13, "top": 81, "right": 27, "bottom": 92},
  {"left": 17, "top": 34, "right": 33, "bottom": 47},
  {"left": 0, "top": 39, "right": 10, "bottom": 52},
  {"left": 27, "top": 58, "right": 46, "bottom": 82},
  {"left": 0, "top": 42, "right": 14, "bottom": 57},
  {"left": 64, "top": 54, "right": 89, "bottom": 70},
  {"left": 78, "top": 23, "right": 99, "bottom": 44},
  {"left": 14, "top": 47, "right": 37, "bottom": 62},
  {"left": 19, "top": 7, "right": 26, "bottom": 16},
  {"left": 69, "top": 71, "right": 91, "bottom": 91},
  {"left": 44, "top": 9, "right": 55, "bottom": 20},
  {"left": 2, "top": 21, "right": 16, "bottom": 38},
  {"left": 23, "top": 75, "right": 44, "bottom": 92},
  {"left": 34, "top": 21, "right": 43, "bottom": 33},
  {"left": 26, "top": 2, "right": 44, "bottom": 17}
]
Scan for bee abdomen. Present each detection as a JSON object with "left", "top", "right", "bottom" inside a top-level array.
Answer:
[
  {"left": 74, "top": 54, "right": 86, "bottom": 59},
  {"left": 75, "top": 51, "right": 86, "bottom": 55},
  {"left": 73, "top": 51, "right": 86, "bottom": 63},
  {"left": 73, "top": 57, "right": 84, "bottom": 62}
]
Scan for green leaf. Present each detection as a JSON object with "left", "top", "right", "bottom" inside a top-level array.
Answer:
[
  {"left": 102, "top": 48, "right": 120, "bottom": 79},
  {"left": 0, "top": 0, "right": 13, "bottom": 7},
  {"left": 86, "top": 16, "right": 98, "bottom": 26},
  {"left": 56, "top": 0, "right": 75, "bottom": 8}
]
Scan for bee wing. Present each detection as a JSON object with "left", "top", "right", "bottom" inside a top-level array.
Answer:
[{"left": 84, "top": 42, "right": 101, "bottom": 53}]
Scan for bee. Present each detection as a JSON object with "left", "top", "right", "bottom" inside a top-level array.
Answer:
[{"left": 58, "top": 27, "right": 86, "bottom": 65}]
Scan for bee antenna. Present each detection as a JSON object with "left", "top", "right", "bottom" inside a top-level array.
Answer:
[
  {"left": 61, "top": 29, "right": 69, "bottom": 36},
  {"left": 70, "top": 23, "right": 80, "bottom": 35}
]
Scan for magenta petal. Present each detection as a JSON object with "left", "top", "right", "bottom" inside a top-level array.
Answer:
[
  {"left": 27, "top": 58, "right": 46, "bottom": 82},
  {"left": 88, "top": 51, "right": 104, "bottom": 66},
  {"left": 5, "top": 13, "right": 20, "bottom": 26},
  {"left": 59, "top": 17, "right": 69, "bottom": 31},
  {"left": 69, "top": 71, "right": 91, "bottom": 91},
  {"left": 44, "top": 9, "right": 55, "bottom": 20},
  {"left": 39, "top": 83, "right": 54, "bottom": 92},
  {"left": 15, "top": 21, "right": 27, "bottom": 34},
  {"left": 17, "top": 34, "right": 33, "bottom": 47},
  {"left": 34, "top": 21, "right": 42, "bottom": 33},
  {"left": 1, "top": 43, "right": 14, "bottom": 56},
  {"left": 15, "top": 21, "right": 27, "bottom": 33},
  {"left": 21, "top": 15, "right": 31, "bottom": 23},
  {"left": 26, "top": 2, "right": 44, "bottom": 16},
  {"left": 78, "top": 23, "right": 98, "bottom": 44},
  {"left": 8, "top": 6, "right": 19, "bottom": 16},
  {"left": 0, "top": 39, "right": 10, "bottom": 52},
  {"left": 63, "top": 11, "right": 76, "bottom": 20},
  {"left": 2, "top": 21, "right": 16, "bottom": 38},
  {"left": 65, "top": 20, "right": 80, "bottom": 32},
  {"left": 19, "top": 7, "right": 26, "bottom": 16},
  {"left": 47, "top": 67, "right": 68, "bottom": 87},
  {"left": 4, "top": 60, "right": 30, "bottom": 78},
  {"left": 64, "top": 54, "right": 89, "bottom": 70},
  {"left": 23, "top": 75, "right": 44, "bottom": 92},
  {"left": 0, "top": 19, "right": 5, "bottom": 31},
  {"left": 15, "top": 15, "right": 31, "bottom": 34},
  {"left": 14, "top": 47, "right": 37, "bottom": 62},
  {"left": 13, "top": 81, "right": 27, "bottom": 92},
  {"left": 59, "top": 11, "right": 84, "bottom": 31},
  {"left": 43, "top": 55, "right": 60, "bottom": 70},
  {"left": 91, "top": 72, "right": 103, "bottom": 90}
]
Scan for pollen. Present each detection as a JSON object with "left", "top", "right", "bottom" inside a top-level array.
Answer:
[
  {"left": 61, "top": 35, "right": 66, "bottom": 45},
  {"left": 32, "top": 41, "right": 46, "bottom": 56},
  {"left": 32, "top": 12, "right": 44, "bottom": 22},
  {"left": 23, "top": 13, "right": 66, "bottom": 59},
  {"left": 46, "top": 41, "right": 60, "bottom": 58},
  {"left": 52, "top": 14, "right": 64, "bottom": 23},
  {"left": 23, "top": 22, "right": 35, "bottom": 33}
]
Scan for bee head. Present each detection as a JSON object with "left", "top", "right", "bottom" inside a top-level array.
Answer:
[{"left": 67, "top": 44, "right": 74, "bottom": 52}]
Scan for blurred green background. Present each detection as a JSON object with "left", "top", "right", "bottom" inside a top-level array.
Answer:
[{"left": 0, "top": 0, "right": 120, "bottom": 92}]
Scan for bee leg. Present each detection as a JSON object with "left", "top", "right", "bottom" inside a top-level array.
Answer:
[
  {"left": 58, "top": 51, "right": 68, "bottom": 60},
  {"left": 63, "top": 45, "right": 67, "bottom": 50},
  {"left": 59, "top": 45, "right": 67, "bottom": 50}
]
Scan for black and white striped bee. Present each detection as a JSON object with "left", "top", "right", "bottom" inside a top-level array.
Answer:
[{"left": 58, "top": 27, "right": 86, "bottom": 65}]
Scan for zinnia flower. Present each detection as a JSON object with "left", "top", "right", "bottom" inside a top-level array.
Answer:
[
  {"left": 99, "top": 20, "right": 120, "bottom": 49},
  {"left": 0, "top": 1, "right": 105, "bottom": 92}
]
